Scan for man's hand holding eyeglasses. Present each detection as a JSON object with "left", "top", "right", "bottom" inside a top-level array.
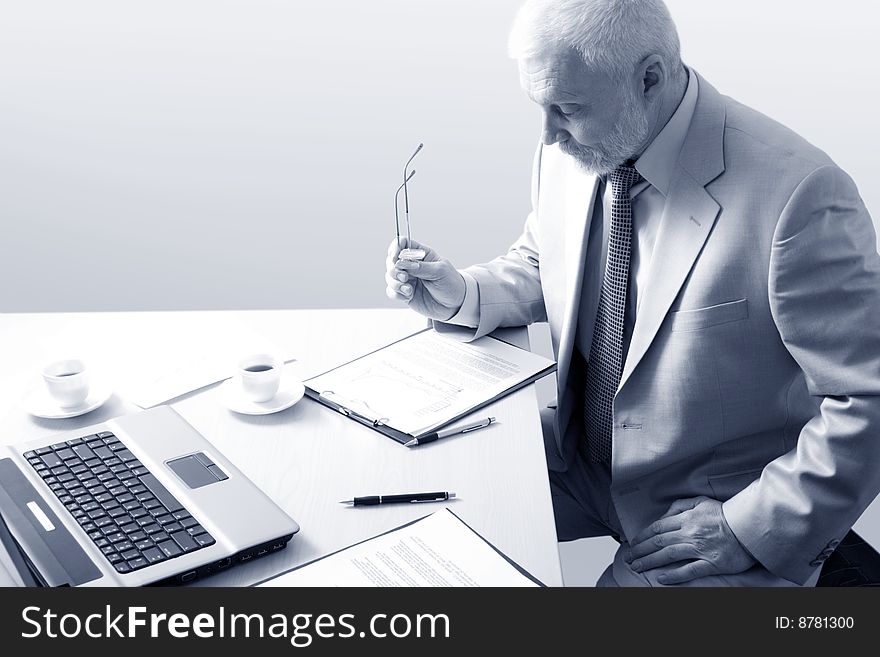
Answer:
[{"left": 385, "top": 238, "right": 467, "bottom": 321}]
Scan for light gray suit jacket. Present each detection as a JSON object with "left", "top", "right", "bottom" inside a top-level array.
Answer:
[{"left": 442, "top": 72, "right": 880, "bottom": 585}]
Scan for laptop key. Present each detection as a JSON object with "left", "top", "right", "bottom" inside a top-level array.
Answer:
[
  {"left": 135, "top": 538, "right": 155, "bottom": 550},
  {"left": 73, "top": 444, "right": 96, "bottom": 461},
  {"left": 57, "top": 448, "right": 76, "bottom": 461},
  {"left": 114, "top": 561, "right": 132, "bottom": 573},
  {"left": 143, "top": 547, "right": 165, "bottom": 564},
  {"left": 152, "top": 531, "right": 170, "bottom": 543},
  {"left": 171, "top": 530, "right": 198, "bottom": 552},
  {"left": 144, "top": 523, "right": 163, "bottom": 535},
  {"left": 192, "top": 532, "right": 215, "bottom": 547},
  {"left": 158, "top": 540, "right": 183, "bottom": 558},
  {"left": 95, "top": 516, "right": 114, "bottom": 528},
  {"left": 127, "top": 557, "right": 148, "bottom": 570},
  {"left": 121, "top": 549, "right": 140, "bottom": 561},
  {"left": 41, "top": 453, "right": 63, "bottom": 468},
  {"left": 108, "top": 553, "right": 124, "bottom": 565},
  {"left": 116, "top": 540, "right": 135, "bottom": 553},
  {"left": 118, "top": 522, "right": 138, "bottom": 535}
]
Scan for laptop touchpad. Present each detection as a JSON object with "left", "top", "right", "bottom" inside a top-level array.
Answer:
[{"left": 166, "top": 453, "right": 228, "bottom": 489}]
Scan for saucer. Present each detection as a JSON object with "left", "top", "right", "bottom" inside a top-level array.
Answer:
[
  {"left": 25, "top": 383, "right": 113, "bottom": 419},
  {"left": 220, "top": 377, "right": 305, "bottom": 415}
]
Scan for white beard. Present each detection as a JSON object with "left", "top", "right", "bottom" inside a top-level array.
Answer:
[{"left": 559, "top": 93, "right": 651, "bottom": 175}]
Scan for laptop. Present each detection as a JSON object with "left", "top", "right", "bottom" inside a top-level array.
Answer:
[{"left": 0, "top": 405, "right": 299, "bottom": 586}]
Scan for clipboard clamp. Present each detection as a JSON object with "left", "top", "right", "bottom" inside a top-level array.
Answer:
[{"left": 319, "top": 391, "right": 389, "bottom": 428}]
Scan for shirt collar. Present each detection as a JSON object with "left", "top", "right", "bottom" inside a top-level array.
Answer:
[{"left": 632, "top": 67, "right": 698, "bottom": 196}]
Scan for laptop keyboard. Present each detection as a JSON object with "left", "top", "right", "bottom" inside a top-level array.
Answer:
[{"left": 23, "top": 431, "right": 215, "bottom": 574}]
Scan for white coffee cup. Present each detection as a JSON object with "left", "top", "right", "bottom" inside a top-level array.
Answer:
[
  {"left": 43, "top": 359, "right": 91, "bottom": 407},
  {"left": 237, "top": 354, "right": 282, "bottom": 402}
]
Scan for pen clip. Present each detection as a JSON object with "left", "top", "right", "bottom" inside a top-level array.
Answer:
[
  {"left": 320, "top": 391, "right": 388, "bottom": 428},
  {"left": 461, "top": 417, "right": 495, "bottom": 433}
]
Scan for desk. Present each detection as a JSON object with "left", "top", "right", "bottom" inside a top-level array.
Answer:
[{"left": 0, "top": 309, "right": 563, "bottom": 587}]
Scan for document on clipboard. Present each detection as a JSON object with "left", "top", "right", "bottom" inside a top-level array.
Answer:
[{"left": 303, "top": 328, "right": 556, "bottom": 444}]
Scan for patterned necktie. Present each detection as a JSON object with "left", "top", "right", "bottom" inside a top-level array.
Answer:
[{"left": 584, "top": 164, "right": 642, "bottom": 465}]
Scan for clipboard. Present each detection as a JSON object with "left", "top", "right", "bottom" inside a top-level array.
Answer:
[{"left": 303, "top": 328, "right": 557, "bottom": 445}]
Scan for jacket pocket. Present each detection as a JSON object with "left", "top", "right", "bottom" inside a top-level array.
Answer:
[
  {"left": 707, "top": 468, "right": 763, "bottom": 501},
  {"left": 669, "top": 298, "right": 749, "bottom": 332}
]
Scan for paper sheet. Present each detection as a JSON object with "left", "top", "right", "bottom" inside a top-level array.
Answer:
[
  {"left": 305, "top": 329, "right": 554, "bottom": 436},
  {"left": 258, "top": 508, "right": 539, "bottom": 587}
]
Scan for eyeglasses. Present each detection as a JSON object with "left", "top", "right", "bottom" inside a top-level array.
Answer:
[{"left": 394, "top": 143, "right": 423, "bottom": 252}]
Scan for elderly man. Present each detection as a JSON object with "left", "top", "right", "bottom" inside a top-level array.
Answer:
[{"left": 384, "top": 0, "right": 880, "bottom": 586}]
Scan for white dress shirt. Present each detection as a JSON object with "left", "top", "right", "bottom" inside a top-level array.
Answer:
[{"left": 449, "top": 69, "right": 699, "bottom": 357}]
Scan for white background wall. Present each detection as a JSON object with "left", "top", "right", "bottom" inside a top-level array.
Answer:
[{"left": 1, "top": 0, "right": 877, "bottom": 312}]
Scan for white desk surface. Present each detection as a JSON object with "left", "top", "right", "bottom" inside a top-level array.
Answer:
[{"left": 0, "top": 309, "right": 563, "bottom": 587}]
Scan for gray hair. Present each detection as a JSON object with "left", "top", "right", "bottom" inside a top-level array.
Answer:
[{"left": 508, "top": 0, "right": 683, "bottom": 82}]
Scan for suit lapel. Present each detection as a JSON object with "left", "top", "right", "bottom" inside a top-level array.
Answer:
[
  {"left": 619, "top": 174, "right": 720, "bottom": 387},
  {"left": 618, "top": 72, "right": 727, "bottom": 390},
  {"left": 556, "top": 158, "right": 599, "bottom": 392}
]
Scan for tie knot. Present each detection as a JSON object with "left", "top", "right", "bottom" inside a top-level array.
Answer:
[{"left": 608, "top": 164, "right": 642, "bottom": 196}]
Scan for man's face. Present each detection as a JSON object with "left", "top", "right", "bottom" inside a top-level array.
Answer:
[{"left": 519, "top": 49, "right": 651, "bottom": 175}]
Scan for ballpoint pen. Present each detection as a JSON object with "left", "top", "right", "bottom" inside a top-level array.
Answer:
[
  {"left": 404, "top": 417, "right": 496, "bottom": 448},
  {"left": 339, "top": 491, "right": 456, "bottom": 506}
]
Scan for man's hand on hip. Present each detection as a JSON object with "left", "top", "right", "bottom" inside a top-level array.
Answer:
[
  {"left": 385, "top": 238, "right": 466, "bottom": 321},
  {"left": 624, "top": 496, "right": 756, "bottom": 584}
]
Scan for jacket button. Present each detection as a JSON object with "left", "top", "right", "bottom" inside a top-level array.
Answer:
[
  {"left": 828, "top": 539, "right": 841, "bottom": 549},
  {"left": 809, "top": 559, "right": 824, "bottom": 567}
]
